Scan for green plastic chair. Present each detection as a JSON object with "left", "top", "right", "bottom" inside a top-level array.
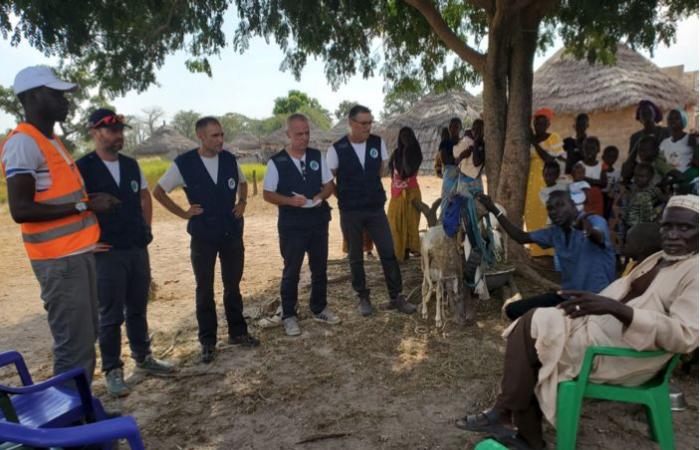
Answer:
[
  {"left": 474, "top": 438, "right": 509, "bottom": 449},
  {"left": 556, "top": 346, "right": 680, "bottom": 450}
]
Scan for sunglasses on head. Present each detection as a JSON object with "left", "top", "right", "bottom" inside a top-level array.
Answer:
[{"left": 91, "top": 114, "right": 126, "bottom": 129}]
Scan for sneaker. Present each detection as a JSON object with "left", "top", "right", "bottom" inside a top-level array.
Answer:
[
  {"left": 104, "top": 368, "right": 130, "bottom": 397},
  {"left": 314, "top": 308, "right": 341, "bottom": 325},
  {"left": 201, "top": 345, "right": 216, "bottom": 364},
  {"left": 283, "top": 316, "right": 302, "bottom": 336},
  {"left": 228, "top": 334, "right": 261, "bottom": 348},
  {"left": 358, "top": 297, "right": 373, "bottom": 316},
  {"left": 381, "top": 294, "right": 417, "bottom": 314},
  {"left": 136, "top": 355, "right": 175, "bottom": 376}
]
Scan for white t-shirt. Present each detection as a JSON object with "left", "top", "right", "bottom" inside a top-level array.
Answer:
[
  {"left": 326, "top": 138, "right": 388, "bottom": 171},
  {"left": 1, "top": 133, "right": 70, "bottom": 192},
  {"left": 100, "top": 159, "right": 148, "bottom": 189},
  {"left": 158, "top": 153, "right": 247, "bottom": 193},
  {"left": 582, "top": 161, "right": 602, "bottom": 180},
  {"left": 263, "top": 151, "right": 333, "bottom": 192},
  {"left": 660, "top": 134, "right": 693, "bottom": 172},
  {"left": 569, "top": 180, "right": 590, "bottom": 212},
  {"left": 539, "top": 181, "right": 570, "bottom": 207}
]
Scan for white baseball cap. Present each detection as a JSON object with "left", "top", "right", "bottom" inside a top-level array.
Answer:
[{"left": 13, "top": 65, "right": 77, "bottom": 95}]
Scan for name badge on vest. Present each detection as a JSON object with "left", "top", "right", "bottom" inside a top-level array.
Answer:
[
  {"left": 228, "top": 177, "right": 237, "bottom": 190},
  {"left": 369, "top": 148, "right": 379, "bottom": 159},
  {"left": 130, "top": 180, "right": 139, "bottom": 193},
  {"left": 309, "top": 160, "right": 320, "bottom": 171}
]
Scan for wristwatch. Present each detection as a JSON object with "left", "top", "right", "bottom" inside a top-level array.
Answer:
[{"left": 75, "top": 201, "right": 88, "bottom": 213}]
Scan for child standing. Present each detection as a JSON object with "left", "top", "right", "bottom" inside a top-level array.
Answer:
[
  {"left": 568, "top": 162, "right": 590, "bottom": 212},
  {"left": 601, "top": 145, "right": 620, "bottom": 219},
  {"left": 580, "top": 137, "right": 607, "bottom": 216},
  {"left": 622, "top": 162, "right": 665, "bottom": 230}
]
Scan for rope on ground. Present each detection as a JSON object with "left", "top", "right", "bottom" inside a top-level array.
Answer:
[{"left": 295, "top": 432, "right": 352, "bottom": 445}]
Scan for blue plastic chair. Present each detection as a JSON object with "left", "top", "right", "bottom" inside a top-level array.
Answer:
[
  {"left": 0, "top": 350, "right": 109, "bottom": 428},
  {"left": 0, "top": 416, "right": 145, "bottom": 449}
]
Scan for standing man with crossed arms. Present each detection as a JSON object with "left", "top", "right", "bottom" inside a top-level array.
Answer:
[
  {"left": 153, "top": 117, "right": 259, "bottom": 364},
  {"left": 327, "top": 105, "right": 416, "bottom": 317},
  {"left": 263, "top": 113, "right": 340, "bottom": 336},
  {"left": 1, "top": 66, "right": 119, "bottom": 382}
]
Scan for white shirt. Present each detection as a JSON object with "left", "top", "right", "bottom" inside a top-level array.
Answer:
[
  {"left": 326, "top": 138, "right": 388, "bottom": 171},
  {"left": 1, "top": 133, "right": 70, "bottom": 192},
  {"left": 539, "top": 181, "right": 570, "bottom": 207},
  {"left": 568, "top": 180, "right": 590, "bottom": 212},
  {"left": 100, "top": 159, "right": 148, "bottom": 189},
  {"left": 263, "top": 150, "right": 333, "bottom": 192},
  {"left": 158, "top": 153, "right": 247, "bottom": 193},
  {"left": 453, "top": 135, "right": 482, "bottom": 178},
  {"left": 582, "top": 161, "right": 602, "bottom": 180},
  {"left": 660, "top": 134, "right": 693, "bottom": 172}
]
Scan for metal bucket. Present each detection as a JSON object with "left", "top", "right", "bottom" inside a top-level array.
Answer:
[{"left": 485, "top": 266, "right": 516, "bottom": 291}]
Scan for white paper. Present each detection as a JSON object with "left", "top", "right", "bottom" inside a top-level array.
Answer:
[{"left": 291, "top": 192, "right": 321, "bottom": 208}]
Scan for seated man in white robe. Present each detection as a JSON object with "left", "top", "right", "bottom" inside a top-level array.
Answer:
[{"left": 455, "top": 195, "right": 699, "bottom": 449}]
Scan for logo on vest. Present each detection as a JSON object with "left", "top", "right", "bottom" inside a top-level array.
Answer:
[
  {"left": 369, "top": 148, "right": 379, "bottom": 159},
  {"left": 309, "top": 160, "right": 320, "bottom": 171},
  {"left": 228, "top": 178, "right": 237, "bottom": 190},
  {"left": 130, "top": 180, "right": 139, "bottom": 193}
]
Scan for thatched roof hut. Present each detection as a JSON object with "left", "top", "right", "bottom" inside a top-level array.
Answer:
[
  {"left": 533, "top": 44, "right": 697, "bottom": 156},
  {"left": 132, "top": 126, "right": 198, "bottom": 160},
  {"left": 378, "top": 90, "right": 481, "bottom": 172},
  {"left": 229, "top": 132, "right": 260, "bottom": 151},
  {"left": 260, "top": 121, "right": 331, "bottom": 161}
]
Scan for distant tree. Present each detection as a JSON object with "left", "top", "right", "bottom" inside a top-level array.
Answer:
[
  {"left": 122, "top": 114, "right": 150, "bottom": 154},
  {"left": 141, "top": 106, "right": 166, "bottom": 135},
  {"left": 218, "top": 112, "right": 254, "bottom": 142},
  {"left": 381, "top": 78, "right": 426, "bottom": 119},
  {"left": 171, "top": 110, "right": 200, "bottom": 141},
  {"left": 334, "top": 100, "right": 359, "bottom": 120}
]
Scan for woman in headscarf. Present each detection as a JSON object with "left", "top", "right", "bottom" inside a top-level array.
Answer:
[
  {"left": 387, "top": 127, "right": 423, "bottom": 262},
  {"left": 525, "top": 108, "right": 564, "bottom": 257}
]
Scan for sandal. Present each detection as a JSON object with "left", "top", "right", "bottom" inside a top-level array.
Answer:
[{"left": 454, "top": 408, "right": 512, "bottom": 435}]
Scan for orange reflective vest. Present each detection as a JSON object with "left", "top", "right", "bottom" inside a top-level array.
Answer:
[{"left": 0, "top": 123, "right": 100, "bottom": 260}]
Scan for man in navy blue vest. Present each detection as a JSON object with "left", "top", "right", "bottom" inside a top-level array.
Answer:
[
  {"left": 262, "top": 113, "right": 340, "bottom": 336},
  {"left": 77, "top": 109, "right": 174, "bottom": 397},
  {"left": 326, "top": 105, "right": 416, "bottom": 316},
  {"left": 153, "top": 117, "right": 259, "bottom": 364}
]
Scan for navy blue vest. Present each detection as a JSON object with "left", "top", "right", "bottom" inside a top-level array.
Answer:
[
  {"left": 174, "top": 149, "right": 242, "bottom": 243},
  {"left": 76, "top": 152, "right": 151, "bottom": 249},
  {"left": 333, "top": 134, "right": 386, "bottom": 211},
  {"left": 271, "top": 148, "right": 331, "bottom": 229}
]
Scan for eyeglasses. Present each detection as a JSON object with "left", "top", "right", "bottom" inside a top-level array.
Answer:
[
  {"left": 90, "top": 114, "right": 126, "bottom": 129},
  {"left": 352, "top": 119, "right": 373, "bottom": 126}
]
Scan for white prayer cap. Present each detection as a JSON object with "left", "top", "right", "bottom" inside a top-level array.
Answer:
[
  {"left": 13, "top": 66, "right": 77, "bottom": 95},
  {"left": 665, "top": 195, "right": 699, "bottom": 214}
]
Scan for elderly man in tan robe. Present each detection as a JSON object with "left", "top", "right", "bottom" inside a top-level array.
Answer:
[{"left": 456, "top": 195, "right": 699, "bottom": 449}]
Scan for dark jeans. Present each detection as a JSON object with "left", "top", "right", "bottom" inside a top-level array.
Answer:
[
  {"left": 339, "top": 208, "right": 402, "bottom": 300},
  {"left": 191, "top": 236, "right": 247, "bottom": 346},
  {"left": 95, "top": 248, "right": 151, "bottom": 372},
  {"left": 494, "top": 310, "right": 544, "bottom": 449},
  {"left": 95, "top": 248, "right": 151, "bottom": 373},
  {"left": 504, "top": 293, "right": 565, "bottom": 321},
  {"left": 279, "top": 223, "right": 329, "bottom": 319}
]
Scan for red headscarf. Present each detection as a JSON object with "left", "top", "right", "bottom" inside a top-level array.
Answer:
[{"left": 533, "top": 107, "right": 555, "bottom": 122}]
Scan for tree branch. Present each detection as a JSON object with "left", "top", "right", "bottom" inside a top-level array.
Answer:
[{"left": 403, "top": 0, "right": 487, "bottom": 73}]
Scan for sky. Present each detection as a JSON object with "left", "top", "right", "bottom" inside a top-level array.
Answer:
[{"left": 0, "top": 14, "right": 698, "bottom": 132}]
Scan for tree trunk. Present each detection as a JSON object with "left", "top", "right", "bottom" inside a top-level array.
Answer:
[
  {"left": 496, "top": 12, "right": 539, "bottom": 226},
  {"left": 481, "top": 12, "right": 511, "bottom": 196}
]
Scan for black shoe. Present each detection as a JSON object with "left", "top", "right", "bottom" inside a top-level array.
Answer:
[
  {"left": 228, "top": 334, "right": 260, "bottom": 348},
  {"left": 358, "top": 297, "right": 373, "bottom": 316},
  {"left": 381, "top": 294, "right": 416, "bottom": 314},
  {"left": 201, "top": 345, "right": 216, "bottom": 364}
]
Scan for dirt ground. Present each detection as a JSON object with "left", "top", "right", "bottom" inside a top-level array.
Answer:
[{"left": 0, "top": 176, "right": 697, "bottom": 450}]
